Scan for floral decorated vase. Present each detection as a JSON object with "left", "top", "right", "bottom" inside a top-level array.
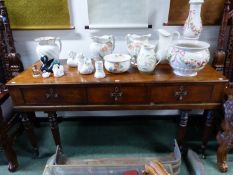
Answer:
[{"left": 183, "top": 0, "right": 204, "bottom": 39}]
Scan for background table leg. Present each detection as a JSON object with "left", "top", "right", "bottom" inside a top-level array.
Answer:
[
  {"left": 47, "top": 112, "right": 62, "bottom": 149},
  {"left": 177, "top": 110, "right": 189, "bottom": 154},
  {"left": 20, "top": 113, "right": 39, "bottom": 158}
]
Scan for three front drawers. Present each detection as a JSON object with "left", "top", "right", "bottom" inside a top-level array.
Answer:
[{"left": 16, "top": 83, "right": 222, "bottom": 106}]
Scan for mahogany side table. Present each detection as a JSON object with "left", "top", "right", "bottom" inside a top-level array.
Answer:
[{"left": 6, "top": 63, "right": 228, "bottom": 156}]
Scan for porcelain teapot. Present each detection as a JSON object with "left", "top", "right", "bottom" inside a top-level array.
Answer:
[
  {"left": 35, "top": 37, "right": 62, "bottom": 60},
  {"left": 90, "top": 35, "right": 115, "bottom": 59},
  {"left": 156, "top": 29, "right": 180, "bottom": 62},
  {"left": 126, "top": 34, "right": 151, "bottom": 65},
  {"left": 137, "top": 43, "right": 161, "bottom": 74}
]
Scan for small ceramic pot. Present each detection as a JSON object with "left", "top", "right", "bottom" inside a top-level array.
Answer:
[
  {"left": 104, "top": 54, "right": 131, "bottom": 73},
  {"left": 168, "top": 40, "right": 210, "bottom": 77}
]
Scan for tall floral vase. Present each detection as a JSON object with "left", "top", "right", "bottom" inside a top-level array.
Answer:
[{"left": 183, "top": 0, "right": 204, "bottom": 39}]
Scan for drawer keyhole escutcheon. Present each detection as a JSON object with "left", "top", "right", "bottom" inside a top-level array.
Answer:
[
  {"left": 111, "top": 87, "right": 123, "bottom": 101},
  {"left": 175, "top": 86, "right": 188, "bottom": 101},
  {"left": 45, "top": 88, "right": 59, "bottom": 99}
]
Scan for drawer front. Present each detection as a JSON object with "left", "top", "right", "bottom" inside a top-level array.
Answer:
[
  {"left": 150, "top": 85, "right": 213, "bottom": 103},
  {"left": 87, "top": 85, "right": 147, "bottom": 104},
  {"left": 21, "top": 87, "right": 86, "bottom": 105}
]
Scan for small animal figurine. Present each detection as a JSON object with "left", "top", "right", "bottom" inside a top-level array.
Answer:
[
  {"left": 67, "top": 51, "right": 78, "bottom": 67},
  {"left": 52, "top": 64, "right": 64, "bottom": 77},
  {"left": 40, "top": 55, "right": 60, "bottom": 73},
  {"left": 77, "top": 53, "right": 85, "bottom": 72},
  {"left": 42, "top": 71, "right": 51, "bottom": 78},
  {"left": 79, "top": 57, "right": 94, "bottom": 75}
]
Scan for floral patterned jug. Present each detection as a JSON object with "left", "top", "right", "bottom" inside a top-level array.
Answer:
[
  {"left": 90, "top": 35, "right": 115, "bottom": 59},
  {"left": 126, "top": 34, "right": 151, "bottom": 65}
]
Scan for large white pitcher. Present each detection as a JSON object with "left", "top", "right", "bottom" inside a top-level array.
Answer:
[
  {"left": 156, "top": 29, "right": 180, "bottom": 62},
  {"left": 35, "top": 37, "right": 62, "bottom": 60}
]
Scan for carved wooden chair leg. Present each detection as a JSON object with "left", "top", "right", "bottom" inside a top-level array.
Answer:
[
  {"left": 216, "top": 141, "right": 228, "bottom": 173},
  {"left": 216, "top": 98, "right": 233, "bottom": 172},
  {"left": 0, "top": 109, "right": 18, "bottom": 172}
]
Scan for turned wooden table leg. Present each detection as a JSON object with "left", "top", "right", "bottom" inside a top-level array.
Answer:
[
  {"left": 47, "top": 112, "right": 62, "bottom": 149},
  {"left": 216, "top": 98, "right": 233, "bottom": 173},
  {"left": 177, "top": 110, "right": 189, "bottom": 154},
  {"left": 20, "top": 112, "right": 39, "bottom": 158},
  {"left": 201, "top": 110, "right": 214, "bottom": 159},
  {"left": 0, "top": 111, "right": 18, "bottom": 172}
]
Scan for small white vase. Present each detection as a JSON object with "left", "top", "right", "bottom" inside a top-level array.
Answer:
[
  {"left": 183, "top": 0, "right": 204, "bottom": 39},
  {"left": 94, "top": 61, "right": 105, "bottom": 78}
]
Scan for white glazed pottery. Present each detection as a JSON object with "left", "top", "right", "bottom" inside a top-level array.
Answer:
[
  {"left": 35, "top": 37, "right": 62, "bottom": 60},
  {"left": 52, "top": 64, "right": 65, "bottom": 78},
  {"left": 94, "top": 61, "right": 106, "bottom": 78},
  {"left": 156, "top": 29, "right": 180, "bottom": 62},
  {"left": 67, "top": 51, "right": 78, "bottom": 67},
  {"left": 168, "top": 40, "right": 210, "bottom": 77},
  {"left": 79, "top": 57, "right": 94, "bottom": 75},
  {"left": 137, "top": 44, "right": 161, "bottom": 74},
  {"left": 90, "top": 35, "right": 115, "bottom": 59},
  {"left": 126, "top": 34, "right": 151, "bottom": 65},
  {"left": 104, "top": 54, "right": 131, "bottom": 73},
  {"left": 183, "top": 0, "right": 204, "bottom": 39}
]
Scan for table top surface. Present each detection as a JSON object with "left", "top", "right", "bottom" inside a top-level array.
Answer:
[{"left": 6, "top": 63, "right": 228, "bottom": 86}]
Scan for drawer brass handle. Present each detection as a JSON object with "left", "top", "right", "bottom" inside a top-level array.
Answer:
[
  {"left": 175, "top": 86, "right": 187, "bottom": 101},
  {"left": 111, "top": 87, "right": 123, "bottom": 101},
  {"left": 45, "top": 88, "right": 59, "bottom": 99}
]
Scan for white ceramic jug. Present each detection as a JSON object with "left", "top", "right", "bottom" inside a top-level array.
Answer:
[
  {"left": 156, "top": 29, "right": 180, "bottom": 62},
  {"left": 137, "top": 44, "right": 160, "bottom": 73},
  {"left": 35, "top": 37, "right": 62, "bottom": 60},
  {"left": 90, "top": 35, "right": 115, "bottom": 59}
]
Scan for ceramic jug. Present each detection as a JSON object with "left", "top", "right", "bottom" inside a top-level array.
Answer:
[
  {"left": 156, "top": 29, "right": 180, "bottom": 62},
  {"left": 137, "top": 44, "right": 160, "bottom": 73},
  {"left": 183, "top": 0, "right": 204, "bottom": 39},
  {"left": 90, "top": 35, "right": 115, "bottom": 59},
  {"left": 126, "top": 34, "right": 151, "bottom": 65},
  {"left": 35, "top": 37, "right": 62, "bottom": 60}
]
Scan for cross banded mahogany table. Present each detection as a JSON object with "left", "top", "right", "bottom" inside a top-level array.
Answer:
[{"left": 6, "top": 63, "right": 228, "bottom": 156}]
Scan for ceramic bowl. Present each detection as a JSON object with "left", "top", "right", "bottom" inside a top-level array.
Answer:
[
  {"left": 103, "top": 54, "right": 131, "bottom": 73},
  {"left": 168, "top": 40, "right": 210, "bottom": 77}
]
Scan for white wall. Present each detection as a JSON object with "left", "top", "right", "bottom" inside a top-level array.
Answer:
[{"left": 12, "top": 0, "right": 219, "bottom": 117}]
